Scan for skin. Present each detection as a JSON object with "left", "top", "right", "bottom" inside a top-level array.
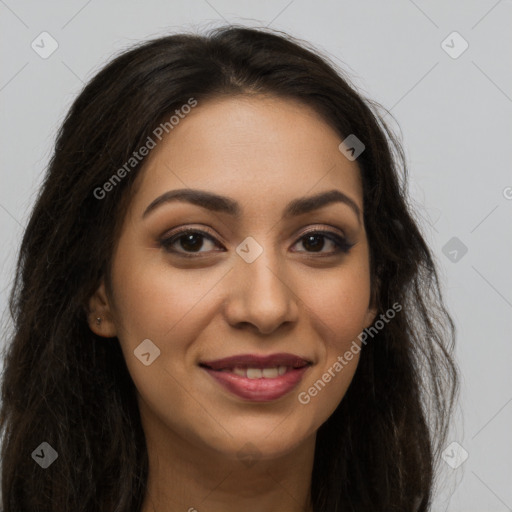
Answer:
[{"left": 88, "top": 94, "right": 377, "bottom": 512}]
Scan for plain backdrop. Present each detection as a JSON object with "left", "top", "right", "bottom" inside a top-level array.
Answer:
[{"left": 1, "top": 1, "right": 511, "bottom": 510}]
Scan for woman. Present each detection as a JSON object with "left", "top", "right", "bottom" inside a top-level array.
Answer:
[{"left": 0, "top": 25, "right": 458, "bottom": 512}]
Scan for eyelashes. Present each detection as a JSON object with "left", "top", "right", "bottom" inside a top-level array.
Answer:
[{"left": 159, "top": 227, "right": 355, "bottom": 259}]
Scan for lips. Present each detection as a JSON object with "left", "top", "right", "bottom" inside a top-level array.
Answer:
[
  {"left": 199, "top": 353, "right": 313, "bottom": 402},
  {"left": 199, "top": 353, "right": 312, "bottom": 371}
]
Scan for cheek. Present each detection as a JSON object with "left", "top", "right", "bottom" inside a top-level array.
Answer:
[
  {"left": 110, "top": 251, "right": 207, "bottom": 342},
  {"left": 306, "top": 263, "right": 372, "bottom": 342},
  {"left": 108, "top": 256, "right": 208, "bottom": 420},
  {"left": 296, "top": 258, "right": 371, "bottom": 414},
  {"left": 109, "top": 251, "right": 223, "bottom": 405},
  {"left": 295, "top": 348, "right": 360, "bottom": 440}
]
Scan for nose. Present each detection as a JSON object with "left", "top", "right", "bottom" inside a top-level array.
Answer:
[{"left": 223, "top": 247, "right": 300, "bottom": 335}]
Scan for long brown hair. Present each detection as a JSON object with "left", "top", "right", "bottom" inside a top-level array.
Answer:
[{"left": 0, "top": 25, "right": 458, "bottom": 511}]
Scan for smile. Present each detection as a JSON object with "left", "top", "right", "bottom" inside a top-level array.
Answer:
[{"left": 199, "top": 353, "right": 313, "bottom": 402}]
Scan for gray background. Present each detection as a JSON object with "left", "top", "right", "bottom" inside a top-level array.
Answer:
[{"left": 1, "top": 1, "right": 511, "bottom": 510}]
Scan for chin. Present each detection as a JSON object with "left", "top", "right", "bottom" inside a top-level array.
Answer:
[{"left": 205, "top": 419, "right": 315, "bottom": 462}]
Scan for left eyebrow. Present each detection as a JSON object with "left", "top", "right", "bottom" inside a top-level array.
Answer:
[
  {"left": 142, "top": 188, "right": 361, "bottom": 224},
  {"left": 283, "top": 189, "right": 361, "bottom": 223}
]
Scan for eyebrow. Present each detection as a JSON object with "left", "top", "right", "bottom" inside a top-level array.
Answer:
[{"left": 142, "top": 188, "right": 361, "bottom": 223}]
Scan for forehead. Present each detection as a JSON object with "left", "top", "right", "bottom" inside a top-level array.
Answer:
[{"left": 131, "top": 95, "right": 363, "bottom": 217}]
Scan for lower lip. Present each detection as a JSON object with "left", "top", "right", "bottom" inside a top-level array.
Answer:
[{"left": 201, "top": 366, "right": 310, "bottom": 402}]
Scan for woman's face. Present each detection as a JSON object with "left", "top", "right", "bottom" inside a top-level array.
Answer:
[{"left": 89, "top": 95, "right": 376, "bottom": 462}]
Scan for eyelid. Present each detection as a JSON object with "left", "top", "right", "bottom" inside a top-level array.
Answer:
[
  {"left": 160, "top": 225, "right": 221, "bottom": 242},
  {"left": 299, "top": 224, "right": 346, "bottom": 238}
]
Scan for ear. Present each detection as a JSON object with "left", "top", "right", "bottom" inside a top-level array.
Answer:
[
  {"left": 363, "top": 305, "right": 378, "bottom": 330},
  {"left": 86, "top": 279, "right": 117, "bottom": 338},
  {"left": 363, "top": 275, "right": 380, "bottom": 329}
]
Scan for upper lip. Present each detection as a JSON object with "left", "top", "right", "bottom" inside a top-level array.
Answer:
[{"left": 199, "top": 353, "right": 312, "bottom": 371}]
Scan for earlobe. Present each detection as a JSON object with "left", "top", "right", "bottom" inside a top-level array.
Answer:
[
  {"left": 86, "top": 280, "right": 117, "bottom": 338},
  {"left": 365, "top": 275, "right": 380, "bottom": 328},
  {"left": 364, "top": 306, "right": 378, "bottom": 330}
]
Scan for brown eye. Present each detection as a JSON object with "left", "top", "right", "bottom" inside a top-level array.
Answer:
[
  {"left": 175, "top": 233, "right": 206, "bottom": 252},
  {"left": 301, "top": 233, "right": 327, "bottom": 252},
  {"left": 160, "top": 229, "right": 223, "bottom": 257},
  {"left": 292, "top": 230, "right": 354, "bottom": 255}
]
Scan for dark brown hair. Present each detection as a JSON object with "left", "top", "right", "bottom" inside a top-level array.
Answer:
[{"left": 0, "top": 25, "right": 458, "bottom": 511}]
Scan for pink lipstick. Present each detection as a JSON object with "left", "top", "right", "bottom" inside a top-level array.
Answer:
[{"left": 199, "top": 353, "right": 312, "bottom": 402}]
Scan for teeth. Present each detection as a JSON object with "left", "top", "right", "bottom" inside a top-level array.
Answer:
[
  {"left": 246, "top": 368, "right": 263, "bottom": 379},
  {"left": 226, "top": 366, "right": 291, "bottom": 379},
  {"left": 233, "top": 367, "right": 246, "bottom": 377},
  {"left": 262, "top": 367, "right": 279, "bottom": 378}
]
